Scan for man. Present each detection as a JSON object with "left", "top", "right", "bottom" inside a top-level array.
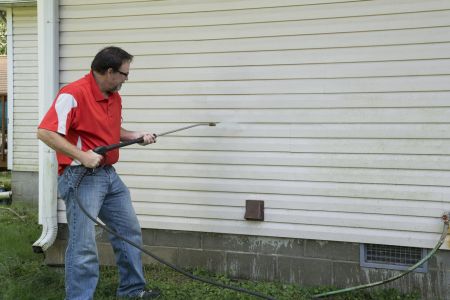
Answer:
[{"left": 37, "top": 46, "right": 160, "bottom": 299}]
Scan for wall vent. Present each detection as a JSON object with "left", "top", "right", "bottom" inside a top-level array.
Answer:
[{"left": 360, "top": 244, "right": 428, "bottom": 273}]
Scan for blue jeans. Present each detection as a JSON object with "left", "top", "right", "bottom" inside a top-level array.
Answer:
[{"left": 58, "top": 165, "right": 146, "bottom": 300}]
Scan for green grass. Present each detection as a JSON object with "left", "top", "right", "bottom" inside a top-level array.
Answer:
[
  {"left": 0, "top": 203, "right": 420, "bottom": 300},
  {"left": 0, "top": 170, "right": 11, "bottom": 191}
]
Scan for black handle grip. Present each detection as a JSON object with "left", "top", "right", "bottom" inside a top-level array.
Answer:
[{"left": 93, "top": 136, "right": 144, "bottom": 155}]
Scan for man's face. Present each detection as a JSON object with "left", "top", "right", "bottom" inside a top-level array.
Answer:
[{"left": 106, "top": 61, "right": 130, "bottom": 93}]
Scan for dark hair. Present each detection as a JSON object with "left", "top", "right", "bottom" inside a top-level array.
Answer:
[{"left": 91, "top": 46, "right": 133, "bottom": 74}]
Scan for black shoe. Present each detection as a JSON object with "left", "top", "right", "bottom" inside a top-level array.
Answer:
[{"left": 134, "top": 289, "right": 161, "bottom": 299}]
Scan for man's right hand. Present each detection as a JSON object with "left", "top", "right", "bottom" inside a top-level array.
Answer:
[{"left": 80, "top": 150, "right": 104, "bottom": 168}]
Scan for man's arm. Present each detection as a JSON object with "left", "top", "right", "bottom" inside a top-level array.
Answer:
[
  {"left": 37, "top": 128, "right": 103, "bottom": 168},
  {"left": 120, "top": 127, "right": 157, "bottom": 145}
]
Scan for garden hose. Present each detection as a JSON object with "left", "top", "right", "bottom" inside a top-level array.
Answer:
[
  {"left": 312, "top": 213, "right": 449, "bottom": 298},
  {"left": 72, "top": 123, "right": 277, "bottom": 300},
  {"left": 73, "top": 168, "right": 276, "bottom": 300}
]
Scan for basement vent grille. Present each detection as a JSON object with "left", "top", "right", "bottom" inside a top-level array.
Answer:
[{"left": 360, "top": 244, "right": 428, "bottom": 273}]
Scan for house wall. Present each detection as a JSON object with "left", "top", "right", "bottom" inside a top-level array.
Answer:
[
  {"left": 10, "top": 5, "right": 39, "bottom": 204},
  {"left": 12, "top": 5, "right": 38, "bottom": 172},
  {"left": 58, "top": 0, "right": 450, "bottom": 250}
]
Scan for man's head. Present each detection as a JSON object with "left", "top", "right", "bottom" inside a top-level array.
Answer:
[{"left": 91, "top": 46, "right": 133, "bottom": 94}]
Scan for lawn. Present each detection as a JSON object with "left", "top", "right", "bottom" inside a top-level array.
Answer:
[
  {"left": 0, "top": 170, "right": 10, "bottom": 191},
  {"left": 0, "top": 202, "right": 420, "bottom": 300}
]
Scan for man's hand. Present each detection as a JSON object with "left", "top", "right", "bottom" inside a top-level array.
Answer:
[
  {"left": 120, "top": 128, "right": 157, "bottom": 146},
  {"left": 37, "top": 129, "right": 105, "bottom": 168},
  {"left": 80, "top": 150, "right": 104, "bottom": 168},
  {"left": 137, "top": 132, "right": 157, "bottom": 145}
]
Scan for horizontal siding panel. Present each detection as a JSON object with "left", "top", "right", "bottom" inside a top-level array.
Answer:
[
  {"left": 13, "top": 27, "right": 37, "bottom": 35},
  {"left": 14, "top": 125, "right": 37, "bottom": 133},
  {"left": 13, "top": 34, "right": 37, "bottom": 42},
  {"left": 13, "top": 113, "right": 37, "bottom": 120},
  {"left": 14, "top": 60, "right": 38, "bottom": 67},
  {"left": 13, "top": 164, "right": 38, "bottom": 172},
  {"left": 14, "top": 87, "right": 37, "bottom": 94},
  {"left": 14, "top": 54, "right": 38, "bottom": 61},
  {"left": 129, "top": 189, "right": 449, "bottom": 217},
  {"left": 12, "top": 19, "right": 37, "bottom": 28},
  {"left": 14, "top": 93, "right": 38, "bottom": 100},
  {"left": 14, "top": 100, "right": 38, "bottom": 107},
  {"left": 121, "top": 92, "right": 450, "bottom": 109},
  {"left": 14, "top": 66, "right": 37, "bottom": 74},
  {"left": 14, "top": 80, "right": 38, "bottom": 87},
  {"left": 14, "top": 119, "right": 38, "bottom": 126},
  {"left": 120, "top": 150, "right": 450, "bottom": 171},
  {"left": 131, "top": 202, "right": 439, "bottom": 232},
  {"left": 14, "top": 145, "right": 38, "bottom": 153},
  {"left": 60, "top": 10, "right": 450, "bottom": 33},
  {"left": 13, "top": 140, "right": 38, "bottom": 148},
  {"left": 14, "top": 73, "right": 38, "bottom": 80},
  {"left": 115, "top": 162, "right": 450, "bottom": 187},
  {"left": 13, "top": 47, "right": 37, "bottom": 54},
  {"left": 59, "top": 0, "right": 370, "bottom": 9},
  {"left": 60, "top": 26, "right": 450, "bottom": 46},
  {"left": 115, "top": 76, "right": 450, "bottom": 95},
  {"left": 121, "top": 175, "right": 450, "bottom": 203},
  {"left": 118, "top": 137, "right": 450, "bottom": 155},
  {"left": 122, "top": 123, "right": 450, "bottom": 139},
  {"left": 14, "top": 152, "right": 38, "bottom": 159},
  {"left": 60, "top": 40, "right": 450, "bottom": 60},
  {"left": 122, "top": 107, "right": 450, "bottom": 123},
  {"left": 13, "top": 40, "right": 37, "bottom": 48},
  {"left": 13, "top": 132, "right": 36, "bottom": 139},
  {"left": 127, "top": 189, "right": 448, "bottom": 218},
  {"left": 60, "top": 59, "right": 450, "bottom": 83},
  {"left": 14, "top": 106, "right": 37, "bottom": 113},
  {"left": 66, "top": 49, "right": 444, "bottom": 70},
  {"left": 12, "top": 7, "right": 37, "bottom": 16},
  {"left": 59, "top": 0, "right": 450, "bottom": 19}
]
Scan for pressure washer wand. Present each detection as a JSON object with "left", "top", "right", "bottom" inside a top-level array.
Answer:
[{"left": 93, "top": 122, "right": 217, "bottom": 155}]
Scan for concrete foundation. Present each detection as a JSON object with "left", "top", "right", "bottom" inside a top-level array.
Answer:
[
  {"left": 11, "top": 171, "right": 38, "bottom": 205},
  {"left": 45, "top": 225, "right": 450, "bottom": 299}
]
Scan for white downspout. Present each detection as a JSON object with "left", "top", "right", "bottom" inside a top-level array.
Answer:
[{"left": 32, "top": 0, "right": 59, "bottom": 253}]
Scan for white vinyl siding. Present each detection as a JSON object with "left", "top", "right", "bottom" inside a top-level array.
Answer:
[
  {"left": 58, "top": 0, "right": 450, "bottom": 250},
  {"left": 12, "top": 6, "right": 38, "bottom": 171}
]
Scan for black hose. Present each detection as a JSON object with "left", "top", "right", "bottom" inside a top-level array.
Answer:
[
  {"left": 73, "top": 167, "right": 277, "bottom": 300},
  {"left": 312, "top": 213, "right": 449, "bottom": 298}
]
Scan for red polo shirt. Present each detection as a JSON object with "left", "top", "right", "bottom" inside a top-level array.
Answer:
[{"left": 39, "top": 71, "right": 122, "bottom": 174}]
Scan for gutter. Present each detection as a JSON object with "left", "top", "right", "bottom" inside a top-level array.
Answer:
[{"left": 32, "top": 0, "right": 59, "bottom": 253}]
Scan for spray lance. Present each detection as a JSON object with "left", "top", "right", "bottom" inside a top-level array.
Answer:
[
  {"left": 93, "top": 122, "right": 217, "bottom": 155},
  {"left": 73, "top": 122, "right": 277, "bottom": 300}
]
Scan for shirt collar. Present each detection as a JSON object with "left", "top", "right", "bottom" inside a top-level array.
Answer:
[{"left": 88, "top": 70, "right": 109, "bottom": 101}]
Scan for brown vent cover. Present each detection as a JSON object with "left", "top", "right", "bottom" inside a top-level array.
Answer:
[{"left": 244, "top": 200, "right": 264, "bottom": 221}]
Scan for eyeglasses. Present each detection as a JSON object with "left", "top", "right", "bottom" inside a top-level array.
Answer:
[{"left": 117, "top": 70, "right": 129, "bottom": 77}]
